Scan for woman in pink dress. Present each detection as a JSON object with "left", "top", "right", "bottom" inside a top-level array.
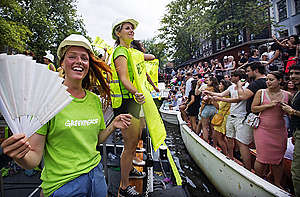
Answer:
[{"left": 251, "top": 71, "right": 292, "bottom": 188}]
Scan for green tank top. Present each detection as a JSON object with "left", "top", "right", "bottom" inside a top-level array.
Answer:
[{"left": 113, "top": 46, "right": 134, "bottom": 96}]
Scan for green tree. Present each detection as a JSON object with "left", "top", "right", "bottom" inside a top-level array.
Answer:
[
  {"left": 0, "top": 0, "right": 87, "bottom": 63},
  {"left": 143, "top": 38, "right": 168, "bottom": 69},
  {"left": 0, "top": 0, "right": 32, "bottom": 53},
  {"left": 19, "top": 0, "right": 87, "bottom": 62},
  {"left": 159, "top": 0, "right": 272, "bottom": 64},
  {"left": 159, "top": 0, "right": 208, "bottom": 64}
]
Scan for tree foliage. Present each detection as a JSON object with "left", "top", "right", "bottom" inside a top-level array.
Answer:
[
  {"left": 0, "top": 0, "right": 87, "bottom": 62},
  {"left": 0, "top": 0, "right": 32, "bottom": 52},
  {"left": 143, "top": 38, "right": 168, "bottom": 68},
  {"left": 159, "top": 0, "right": 272, "bottom": 64}
]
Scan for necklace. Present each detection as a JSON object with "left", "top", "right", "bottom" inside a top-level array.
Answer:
[{"left": 267, "top": 89, "right": 283, "bottom": 102}]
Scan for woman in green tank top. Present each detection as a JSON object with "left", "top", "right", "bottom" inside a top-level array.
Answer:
[{"left": 111, "top": 18, "right": 145, "bottom": 197}]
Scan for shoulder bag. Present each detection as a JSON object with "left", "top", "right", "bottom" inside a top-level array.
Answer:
[{"left": 244, "top": 89, "right": 264, "bottom": 128}]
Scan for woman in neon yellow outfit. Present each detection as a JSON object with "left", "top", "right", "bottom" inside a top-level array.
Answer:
[{"left": 111, "top": 18, "right": 145, "bottom": 197}]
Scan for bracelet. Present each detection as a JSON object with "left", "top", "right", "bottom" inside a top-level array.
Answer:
[{"left": 292, "top": 109, "right": 297, "bottom": 116}]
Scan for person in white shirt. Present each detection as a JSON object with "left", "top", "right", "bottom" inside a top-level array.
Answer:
[
  {"left": 204, "top": 69, "right": 253, "bottom": 170},
  {"left": 185, "top": 72, "right": 194, "bottom": 98}
]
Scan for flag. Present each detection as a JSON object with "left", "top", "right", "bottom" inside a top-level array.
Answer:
[
  {"left": 129, "top": 48, "right": 166, "bottom": 152},
  {"left": 92, "top": 36, "right": 114, "bottom": 55},
  {"left": 145, "top": 59, "right": 159, "bottom": 92}
]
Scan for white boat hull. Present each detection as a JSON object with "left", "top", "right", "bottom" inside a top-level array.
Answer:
[
  {"left": 177, "top": 113, "right": 291, "bottom": 197},
  {"left": 159, "top": 105, "right": 179, "bottom": 125}
]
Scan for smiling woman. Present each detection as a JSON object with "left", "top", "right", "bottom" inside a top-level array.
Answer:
[{"left": 1, "top": 34, "right": 133, "bottom": 197}]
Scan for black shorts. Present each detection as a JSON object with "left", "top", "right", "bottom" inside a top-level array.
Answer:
[{"left": 113, "top": 98, "right": 141, "bottom": 119}]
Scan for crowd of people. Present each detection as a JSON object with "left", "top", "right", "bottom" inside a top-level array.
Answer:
[{"left": 164, "top": 35, "right": 300, "bottom": 194}]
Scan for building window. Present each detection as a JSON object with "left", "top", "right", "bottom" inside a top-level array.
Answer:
[
  {"left": 277, "top": 0, "right": 287, "bottom": 21},
  {"left": 295, "top": 0, "right": 300, "bottom": 14},
  {"left": 295, "top": 24, "right": 300, "bottom": 35},
  {"left": 279, "top": 29, "right": 289, "bottom": 38}
]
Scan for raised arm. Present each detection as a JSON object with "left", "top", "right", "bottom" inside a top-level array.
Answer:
[
  {"left": 1, "top": 133, "right": 45, "bottom": 169},
  {"left": 232, "top": 61, "right": 237, "bottom": 70},
  {"left": 237, "top": 81, "right": 253, "bottom": 101},
  {"left": 146, "top": 72, "right": 159, "bottom": 92},
  {"left": 195, "top": 79, "right": 203, "bottom": 95},
  {"left": 144, "top": 54, "right": 155, "bottom": 61},
  {"left": 204, "top": 88, "right": 230, "bottom": 98},
  {"left": 214, "top": 96, "right": 240, "bottom": 103},
  {"left": 98, "top": 114, "right": 132, "bottom": 144},
  {"left": 267, "top": 50, "right": 280, "bottom": 65}
]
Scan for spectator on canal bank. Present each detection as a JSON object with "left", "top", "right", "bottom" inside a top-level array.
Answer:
[
  {"left": 204, "top": 70, "right": 250, "bottom": 168},
  {"left": 184, "top": 72, "right": 194, "bottom": 99},
  {"left": 238, "top": 50, "right": 248, "bottom": 68},
  {"left": 214, "top": 59, "right": 224, "bottom": 82},
  {"left": 248, "top": 49, "right": 260, "bottom": 63},
  {"left": 251, "top": 71, "right": 292, "bottom": 188},
  {"left": 211, "top": 79, "right": 231, "bottom": 156},
  {"left": 199, "top": 76, "right": 219, "bottom": 143},
  {"left": 184, "top": 80, "right": 201, "bottom": 131},
  {"left": 280, "top": 63, "right": 300, "bottom": 196},
  {"left": 236, "top": 62, "right": 267, "bottom": 170},
  {"left": 266, "top": 42, "right": 283, "bottom": 72}
]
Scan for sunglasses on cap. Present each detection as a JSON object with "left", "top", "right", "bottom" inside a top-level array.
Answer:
[{"left": 290, "top": 71, "right": 300, "bottom": 75}]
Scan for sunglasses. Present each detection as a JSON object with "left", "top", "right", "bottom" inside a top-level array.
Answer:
[{"left": 290, "top": 71, "right": 300, "bottom": 75}]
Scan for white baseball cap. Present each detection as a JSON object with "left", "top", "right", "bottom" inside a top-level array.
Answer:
[
  {"left": 43, "top": 51, "right": 54, "bottom": 62},
  {"left": 57, "top": 34, "right": 93, "bottom": 60},
  {"left": 112, "top": 18, "right": 139, "bottom": 40}
]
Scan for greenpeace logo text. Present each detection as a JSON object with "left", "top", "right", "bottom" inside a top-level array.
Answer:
[{"left": 65, "top": 119, "right": 99, "bottom": 127}]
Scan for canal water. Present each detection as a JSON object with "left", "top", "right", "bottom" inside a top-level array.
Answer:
[{"left": 163, "top": 121, "right": 222, "bottom": 197}]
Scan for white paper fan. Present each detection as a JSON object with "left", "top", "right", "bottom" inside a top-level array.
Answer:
[{"left": 0, "top": 54, "right": 73, "bottom": 137}]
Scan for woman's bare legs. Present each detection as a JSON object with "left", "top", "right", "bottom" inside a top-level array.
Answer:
[
  {"left": 227, "top": 137, "right": 234, "bottom": 160},
  {"left": 190, "top": 116, "right": 197, "bottom": 132},
  {"left": 216, "top": 132, "right": 228, "bottom": 155},
  {"left": 133, "top": 117, "right": 146, "bottom": 163},
  {"left": 179, "top": 104, "right": 189, "bottom": 122},
  {"left": 271, "top": 161, "right": 284, "bottom": 188},
  {"left": 196, "top": 118, "right": 202, "bottom": 135},
  {"left": 120, "top": 116, "right": 140, "bottom": 189},
  {"left": 237, "top": 141, "right": 252, "bottom": 170},
  {"left": 254, "top": 160, "right": 267, "bottom": 178},
  {"left": 212, "top": 129, "right": 218, "bottom": 148},
  {"left": 201, "top": 117, "right": 210, "bottom": 142}
]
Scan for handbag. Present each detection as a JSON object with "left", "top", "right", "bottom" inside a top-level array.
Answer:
[
  {"left": 211, "top": 113, "right": 224, "bottom": 126},
  {"left": 211, "top": 103, "right": 230, "bottom": 126},
  {"left": 244, "top": 89, "right": 265, "bottom": 129},
  {"left": 244, "top": 113, "right": 260, "bottom": 128}
]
